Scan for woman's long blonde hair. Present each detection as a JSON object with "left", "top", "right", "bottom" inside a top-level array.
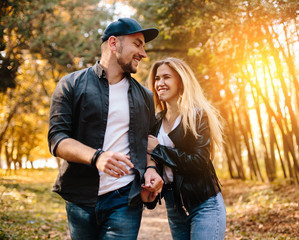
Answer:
[{"left": 148, "top": 57, "right": 223, "bottom": 158}]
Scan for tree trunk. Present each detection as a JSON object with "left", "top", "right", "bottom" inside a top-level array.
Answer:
[{"left": 250, "top": 61, "right": 275, "bottom": 181}]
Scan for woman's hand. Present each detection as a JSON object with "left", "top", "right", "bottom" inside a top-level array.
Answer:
[{"left": 147, "top": 135, "right": 159, "bottom": 154}]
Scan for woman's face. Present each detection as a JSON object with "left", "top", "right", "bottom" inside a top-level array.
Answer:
[{"left": 154, "top": 64, "right": 182, "bottom": 105}]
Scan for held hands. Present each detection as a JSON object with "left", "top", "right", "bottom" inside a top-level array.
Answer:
[
  {"left": 141, "top": 167, "right": 164, "bottom": 202},
  {"left": 140, "top": 186, "right": 157, "bottom": 203},
  {"left": 95, "top": 151, "right": 133, "bottom": 178},
  {"left": 142, "top": 135, "right": 162, "bottom": 202}
]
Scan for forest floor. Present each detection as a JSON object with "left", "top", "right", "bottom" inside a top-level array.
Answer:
[{"left": 0, "top": 169, "right": 298, "bottom": 239}]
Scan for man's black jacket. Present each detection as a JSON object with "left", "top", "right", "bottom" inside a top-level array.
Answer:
[{"left": 48, "top": 62, "right": 155, "bottom": 207}]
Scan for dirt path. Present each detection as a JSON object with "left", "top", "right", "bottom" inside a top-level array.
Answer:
[
  {"left": 139, "top": 202, "right": 171, "bottom": 239},
  {"left": 138, "top": 179, "right": 299, "bottom": 239}
]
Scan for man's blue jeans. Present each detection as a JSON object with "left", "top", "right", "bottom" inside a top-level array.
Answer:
[
  {"left": 164, "top": 190, "right": 226, "bottom": 240},
  {"left": 65, "top": 183, "right": 142, "bottom": 240}
]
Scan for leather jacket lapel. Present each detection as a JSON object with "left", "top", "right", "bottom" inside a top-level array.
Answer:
[{"left": 168, "top": 123, "right": 185, "bottom": 149}]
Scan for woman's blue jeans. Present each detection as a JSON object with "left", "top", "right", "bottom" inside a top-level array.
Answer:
[
  {"left": 164, "top": 190, "right": 226, "bottom": 240},
  {"left": 65, "top": 183, "right": 142, "bottom": 240}
]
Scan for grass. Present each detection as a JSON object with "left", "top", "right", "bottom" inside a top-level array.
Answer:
[
  {"left": 0, "top": 169, "right": 298, "bottom": 239},
  {"left": 0, "top": 169, "right": 68, "bottom": 240}
]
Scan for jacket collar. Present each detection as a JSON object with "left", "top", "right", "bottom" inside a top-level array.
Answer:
[
  {"left": 93, "top": 61, "right": 106, "bottom": 78},
  {"left": 93, "top": 61, "right": 131, "bottom": 81},
  {"left": 154, "top": 110, "right": 185, "bottom": 148}
]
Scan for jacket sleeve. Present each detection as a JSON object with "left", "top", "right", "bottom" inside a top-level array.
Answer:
[
  {"left": 47, "top": 75, "right": 74, "bottom": 156},
  {"left": 151, "top": 112, "right": 211, "bottom": 175},
  {"left": 149, "top": 92, "right": 156, "bottom": 132}
]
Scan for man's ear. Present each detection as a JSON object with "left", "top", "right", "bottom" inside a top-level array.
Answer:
[{"left": 108, "top": 36, "right": 117, "bottom": 52}]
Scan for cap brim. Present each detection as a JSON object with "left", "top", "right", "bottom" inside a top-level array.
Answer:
[
  {"left": 138, "top": 28, "right": 159, "bottom": 43},
  {"left": 102, "top": 27, "right": 159, "bottom": 43}
]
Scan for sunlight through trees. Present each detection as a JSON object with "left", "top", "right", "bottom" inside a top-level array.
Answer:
[{"left": 1, "top": 0, "right": 299, "bottom": 184}]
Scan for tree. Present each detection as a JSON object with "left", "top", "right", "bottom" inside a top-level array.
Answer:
[
  {"left": 129, "top": 0, "right": 299, "bottom": 183},
  {"left": 1, "top": 0, "right": 111, "bottom": 93},
  {"left": 0, "top": 0, "right": 114, "bottom": 169}
]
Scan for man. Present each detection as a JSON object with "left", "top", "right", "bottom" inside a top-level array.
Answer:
[{"left": 48, "top": 18, "right": 163, "bottom": 240}]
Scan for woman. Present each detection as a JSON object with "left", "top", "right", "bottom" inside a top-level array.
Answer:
[{"left": 146, "top": 57, "right": 226, "bottom": 239}]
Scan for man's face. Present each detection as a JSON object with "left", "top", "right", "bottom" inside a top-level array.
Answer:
[{"left": 116, "top": 32, "right": 147, "bottom": 74}]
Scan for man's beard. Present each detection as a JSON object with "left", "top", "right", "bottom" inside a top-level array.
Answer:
[
  {"left": 116, "top": 44, "right": 137, "bottom": 74},
  {"left": 118, "top": 59, "right": 136, "bottom": 74}
]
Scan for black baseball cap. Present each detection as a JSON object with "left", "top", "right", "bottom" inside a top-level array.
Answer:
[{"left": 101, "top": 18, "right": 159, "bottom": 43}]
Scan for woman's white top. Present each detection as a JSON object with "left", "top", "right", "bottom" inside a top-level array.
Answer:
[{"left": 157, "top": 115, "right": 181, "bottom": 184}]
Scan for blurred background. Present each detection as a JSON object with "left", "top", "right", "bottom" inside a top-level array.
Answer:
[
  {"left": 1, "top": 0, "right": 298, "bottom": 184},
  {"left": 0, "top": 1, "right": 299, "bottom": 239}
]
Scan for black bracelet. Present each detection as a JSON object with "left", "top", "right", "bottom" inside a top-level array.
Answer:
[
  {"left": 145, "top": 165, "right": 159, "bottom": 173},
  {"left": 91, "top": 149, "right": 104, "bottom": 167}
]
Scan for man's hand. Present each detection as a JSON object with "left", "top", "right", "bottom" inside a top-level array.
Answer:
[{"left": 96, "top": 151, "right": 134, "bottom": 178}]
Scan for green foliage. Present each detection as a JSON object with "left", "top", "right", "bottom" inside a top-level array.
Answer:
[
  {"left": 0, "top": 0, "right": 116, "bottom": 168},
  {"left": 130, "top": 0, "right": 299, "bottom": 92},
  {"left": 129, "top": 0, "right": 299, "bottom": 183},
  {"left": 0, "top": 0, "right": 111, "bottom": 93}
]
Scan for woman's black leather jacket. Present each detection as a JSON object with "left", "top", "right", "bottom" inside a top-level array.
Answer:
[{"left": 150, "top": 110, "right": 221, "bottom": 215}]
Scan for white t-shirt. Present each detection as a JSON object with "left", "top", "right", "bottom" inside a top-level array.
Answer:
[
  {"left": 98, "top": 77, "right": 134, "bottom": 196},
  {"left": 157, "top": 115, "right": 181, "bottom": 184}
]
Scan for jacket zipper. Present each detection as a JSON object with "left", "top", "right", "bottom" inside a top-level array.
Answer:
[{"left": 179, "top": 192, "right": 189, "bottom": 216}]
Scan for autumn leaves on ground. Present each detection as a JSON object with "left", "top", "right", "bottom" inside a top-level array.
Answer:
[{"left": 0, "top": 169, "right": 298, "bottom": 240}]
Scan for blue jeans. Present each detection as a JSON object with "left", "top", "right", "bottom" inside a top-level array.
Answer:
[
  {"left": 164, "top": 190, "right": 226, "bottom": 240},
  {"left": 65, "top": 183, "right": 142, "bottom": 240}
]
